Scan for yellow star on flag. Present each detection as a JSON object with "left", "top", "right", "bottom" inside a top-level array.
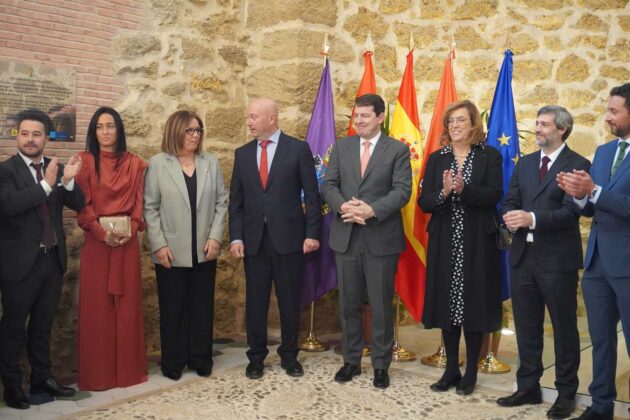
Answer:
[
  {"left": 512, "top": 155, "right": 519, "bottom": 165},
  {"left": 497, "top": 132, "right": 511, "bottom": 146}
]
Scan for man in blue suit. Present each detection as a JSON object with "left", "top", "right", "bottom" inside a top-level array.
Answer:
[{"left": 558, "top": 83, "right": 630, "bottom": 420}]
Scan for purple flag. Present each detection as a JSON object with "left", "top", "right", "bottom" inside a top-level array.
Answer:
[{"left": 300, "top": 58, "right": 337, "bottom": 306}]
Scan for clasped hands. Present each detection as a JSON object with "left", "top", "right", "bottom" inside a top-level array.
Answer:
[
  {"left": 340, "top": 197, "right": 375, "bottom": 226},
  {"left": 556, "top": 169, "right": 595, "bottom": 200},
  {"left": 104, "top": 230, "right": 130, "bottom": 247},
  {"left": 442, "top": 169, "right": 464, "bottom": 196}
]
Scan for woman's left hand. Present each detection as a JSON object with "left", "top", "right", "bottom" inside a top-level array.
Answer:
[
  {"left": 204, "top": 238, "right": 221, "bottom": 261},
  {"left": 452, "top": 170, "right": 465, "bottom": 194}
]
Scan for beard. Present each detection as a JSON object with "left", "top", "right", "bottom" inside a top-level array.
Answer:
[
  {"left": 611, "top": 124, "right": 630, "bottom": 139},
  {"left": 18, "top": 143, "right": 44, "bottom": 159}
]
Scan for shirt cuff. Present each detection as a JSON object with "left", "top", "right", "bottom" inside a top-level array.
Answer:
[
  {"left": 529, "top": 212, "right": 536, "bottom": 230},
  {"left": 40, "top": 180, "right": 52, "bottom": 196},
  {"left": 230, "top": 239, "right": 243, "bottom": 246},
  {"left": 573, "top": 195, "right": 589, "bottom": 209},
  {"left": 62, "top": 178, "right": 75, "bottom": 191},
  {"left": 589, "top": 185, "right": 602, "bottom": 204}
]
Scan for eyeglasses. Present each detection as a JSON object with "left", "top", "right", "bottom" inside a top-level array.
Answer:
[
  {"left": 447, "top": 117, "right": 469, "bottom": 127},
  {"left": 185, "top": 127, "right": 204, "bottom": 135}
]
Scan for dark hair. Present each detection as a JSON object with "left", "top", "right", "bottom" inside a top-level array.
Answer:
[
  {"left": 85, "top": 107, "right": 127, "bottom": 178},
  {"left": 355, "top": 94, "right": 385, "bottom": 116},
  {"left": 440, "top": 100, "right": 485, "bottom": 145},
  {"left": 16, "top": 109, "right": 53, "bottom": 135},
  {"left": 537, "top": 105, "right": 573, "bottom": 141},
  {"left": 610, "top": 83, "right": 630, "bottom": 112}
]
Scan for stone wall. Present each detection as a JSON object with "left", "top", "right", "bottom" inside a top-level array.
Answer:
[{"left": 1, "top": 0, "right": 629, "bottom": 380}]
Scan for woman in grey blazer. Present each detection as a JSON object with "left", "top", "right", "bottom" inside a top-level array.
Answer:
[{"left": 144, "top": 110, "right": 228, "bottom": 380}]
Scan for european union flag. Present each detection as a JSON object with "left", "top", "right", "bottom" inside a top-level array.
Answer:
[{"left": 487, "top": 49, "right": 520, "bottom": 301}]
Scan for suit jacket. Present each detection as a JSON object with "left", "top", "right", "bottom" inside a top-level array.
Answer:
[
  {"left": 418, "top": 144, "right": 503, "bottom": 331},
  {"left": 0, "top": 154, "right": 85, "bottom": 282},
  {"left": 229, "top": 132, "right": 321, "bottom": 256},
  {"left": 321, "top": 133, "right": 411, "bottom": 256},
  {"left": 503, "top": 145, "right": 591, "bottom": 271},
  {"left": 144, "top": 151, "right": 228, "bottom": 267},
  {"left": 582, "top": 139, "right": 630, "bottom": 277}
]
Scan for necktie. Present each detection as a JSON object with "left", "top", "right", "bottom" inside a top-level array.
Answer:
[
  {"left": 611, "top": 141, "right": 628, "bottom": 178},
  {"left": 539, "top": 155, "right": 550, "bottom": 182},
  {"left": 360, "top": 140, "right": 371, "bottom": 177},
  {"left": 31, "top": 162, "right": 56, "bottom": 247},
  {"left": 259, "top": 140, "right": 270, "bottom": 189}
]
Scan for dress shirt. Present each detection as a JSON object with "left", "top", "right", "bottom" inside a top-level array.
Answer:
[
  {"left": 18, "top": 151, "right": 74, "bottom": 194},
  {"left": 256, "top": 128, "right": 281, "bottom": 173},
  {"left": 358, "top": 131, "right": 381, "bottom": 160},
  {"left": 574, "top": 138, "right": 630, "bottom": 209},
  {"left": 527, "top": 143, "right": 566, "bottom": 242}
]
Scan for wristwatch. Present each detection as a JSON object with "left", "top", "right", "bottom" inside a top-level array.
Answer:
[{"left": 589, "top": 185, "right": 599, "bottom": 199}]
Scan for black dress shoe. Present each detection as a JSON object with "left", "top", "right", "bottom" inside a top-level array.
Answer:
[
  {"left": 161, "top": 369, "right": 182, "bottom": 381},
  {"left": 245, "top": 361, "right": 264, "bottom": 379},
  {"left": 455, "top": 380, "right": 476, "bottom": 395},
  {"left": 497, "top": 387, "right": 543, "bottom": 407},
  {"left": 30, "top": 377, "right": 76, "bottom": 398},
  {"left": 3, "top": 386, "right": 29, "bottom": 410},
  {"left": 547, "top": 397, "right": 575, "bottom": 419},
  {"left": 281, "top": 360, "right": 304, "bottom": 377},
  {"left": 570, "top": 406, "right": 613, "bottom": 420},
  {"left": 196, "top": 367, "right": 212, "bottom": 377},
  {"left": 373, "top": 369, "right": 389, "bottom": 389},
  {"left": 334, "top": 363, "right": 361, "bottom": 382},
  {"left": 429, "top": 373, "right": 462, "bottom": 392}
]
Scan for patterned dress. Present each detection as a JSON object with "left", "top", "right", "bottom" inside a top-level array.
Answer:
[{"left": 437, "top": 144, "right": 477, "bottom": 326}]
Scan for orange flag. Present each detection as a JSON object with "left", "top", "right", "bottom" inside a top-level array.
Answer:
[
  {"left": 389, "top": 50, "right": 425, "bottom": 321},
  {"left": 415, "top": 52, "right": 458, "bottom": 247},
  {"left": 347, "top": 51, "right": 376, "bottom": 136}
]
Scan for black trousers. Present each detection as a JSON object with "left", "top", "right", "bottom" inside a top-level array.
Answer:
[
  {"left": 155, "top": 259, "right": 216, "bottom": 372},
  {"left": 0, "top": 249, "right": 63, "bottom": 388},
  {"left": 510, "top": 245, "right": 580, "bottom": 399},
  {"left": 244, "top": 227, "right": 304, "bottom": 363}
]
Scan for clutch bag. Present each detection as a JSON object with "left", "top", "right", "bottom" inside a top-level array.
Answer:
[{"left": 99, "top": 215, "right": 131, "bottom": 238}]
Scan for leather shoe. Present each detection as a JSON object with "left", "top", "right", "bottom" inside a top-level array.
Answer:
[
  {"left": 547, "top": 397, "right": 575, "bottom": 419},
  {"left": 30, "top": 377, "right": 75, "bottom": 398},
  {"left": 3, "top": 386, "right": 29, "bottom": 410},
  {"left": 570, "top": 406, "right": 613, "bottom": 420},
  {"left": 196, "top": 367, "right": 212, "bottom": 377},
  {"left": 161, "top": 369, "right": 182, "bottom": 381},
  {"left": 497, "top": 387, "right": 543, "bottom": 407},
  {"left": 430, "top": 373, "right": 462, "bottom": 392},
  {"left": 456, "top": 380, "right": 476, "bottom": 395},
  {"left": 334, "top": 363, "right": 361, "bottom": 382},
  {"left": 373, "top": 369, "right": 389, "bottom": 389},
  {"left": 281, "top": 360, "right": 304, "bottom": 377},
  {"left": 245, "top": 361, "right": 264, "bottom": 379}
]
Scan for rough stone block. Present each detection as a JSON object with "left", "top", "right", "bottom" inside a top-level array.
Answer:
[
  {"left": 556, "top": 54, "right": 590, "bottom": 83},
  {"left": 112, "top": 34, "right": 161, "bottom": 58}
]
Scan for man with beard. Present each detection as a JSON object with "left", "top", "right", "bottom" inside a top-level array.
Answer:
[
  {"left": 497, "top": 106, "right": 590, "bottom": 419},
  {"left": 558, "top": 84, "right": 630, "bottom": 420},
  {"left": 0, "top": 109, "right": 84, "bottom": 409}
]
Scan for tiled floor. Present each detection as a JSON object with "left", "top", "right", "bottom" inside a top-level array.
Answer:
[{"left": 0, "top": 325, "right": 627, "bottom": 419}]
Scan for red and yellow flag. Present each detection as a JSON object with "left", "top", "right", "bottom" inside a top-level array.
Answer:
[
  {"left": 389, "top": 50, "right": 425, "bottom": 321},
  {"left": 347, "top": 51, "right": 376, "bottom": 136},
  {"left": 416, "top": 53, "right": 458, "bottom": 251}
]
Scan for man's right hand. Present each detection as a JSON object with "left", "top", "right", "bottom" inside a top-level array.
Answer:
[
  {"left": 229, "top": 242, "right": 245, "bottom": 258},
  {"left": 43, "top": 157, "right": 59, "bottom": 187},
  {"left": 154, "top": 246, "right": 175, "bottom": 268}
]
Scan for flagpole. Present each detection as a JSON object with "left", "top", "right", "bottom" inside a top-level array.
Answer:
[
  {"left": 299, "top": 33, "right": 333, "bottom": 353},
  {"left": 392, "top": 295, "right": 415, "bottom": 361}
]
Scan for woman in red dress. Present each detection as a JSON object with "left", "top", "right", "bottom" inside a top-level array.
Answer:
[{"left": 76, "top": 107, "right": 148, "bottom": 390}]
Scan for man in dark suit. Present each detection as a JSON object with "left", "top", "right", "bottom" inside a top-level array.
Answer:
[
  {"left": 229, "top": 97, "right": 321, "bottom": 379},
  {"left": 0, "top": 109, "right": 84, "bottom": 409},
  {"left": 497, "top": 105, "right": 590, "bottom": 419},
  {"left": 558, "top": 84, "right": 630, "bottom": 420},
  {"left": 321, "top": 94, "right": 411, "bottom": 389}
]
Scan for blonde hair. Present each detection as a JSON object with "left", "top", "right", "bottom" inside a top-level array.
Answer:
[
  {"left": 161, "top": 110, "right": 204, "bottom": 155},
  {"left": 440, "top": 100, "right": 485, "bottom": 146}
]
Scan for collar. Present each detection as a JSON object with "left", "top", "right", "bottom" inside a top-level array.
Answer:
[
  {"left": 359, "top": 131, "right": 381, "bottom": 146},
  {"left": 258, "top": 128, "right": 281, "bottom": 145},
  {"left": 18, "top": 151, "right": 43, "bottom": 168},
  {"left": 541, "top": 141, "right": 566, "bottom": 162},
  {"left": 440, "top": 142, "right": 485, "bottom": 155}
]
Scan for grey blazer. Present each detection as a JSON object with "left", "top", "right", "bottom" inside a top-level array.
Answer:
[
  {"left": 144, "top": 152, "right": 228, "bottom": 267},
  {"left": 321, "top": 133, "right": 411, "bottom": 256}
]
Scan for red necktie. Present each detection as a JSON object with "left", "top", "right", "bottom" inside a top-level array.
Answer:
[
  {"left": 259, "top": 140, "right": 270, "bottom": 189},
  {"left": 539, "top": 156, "right": 550, "bottom": 182},
  {"left": 31, "top": 162, "right": 56, "bottom": 247}
]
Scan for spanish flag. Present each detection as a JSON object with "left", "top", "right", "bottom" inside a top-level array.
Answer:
[
  {"left": 389, "top": 49, "right": 425, "bottom": 321},
  {"left": 347, "top": 51, "right": 376, "bottom": 136}
]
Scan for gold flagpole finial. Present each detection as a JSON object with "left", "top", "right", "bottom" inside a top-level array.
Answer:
[
  {"left": 450, "top": 42, "right": 456, "bottom": 59},
  {"left": 505, "top": 33, "right": 510, "bottom": 51},
  {"left": 321, "top": 33, "right": 330, "bottom": 65},
  {"left": 409, "top": 32, "right": 414, "bottom": 51},
  {"left": 365, "top": 31, "right": 374, "bottom": 52}
]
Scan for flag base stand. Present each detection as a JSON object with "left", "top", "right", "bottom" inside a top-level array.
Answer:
[
  {"left": 420, "top": 344, "right": 464, "bottom": 368},
  {"left": 478, "top": 351, "right": 511, "bottom": 374},
  {"left": 299, "top": 332, "right": 329, "bottom": 352},
  {"left": 334, "top": 344, "right": 371, "bottom": 358},
  {"left": 298, "top": 302, "right": 329, "bottom": 352},
  {"left": 392, "top": 341, "right": 416, "bottom": 362}
]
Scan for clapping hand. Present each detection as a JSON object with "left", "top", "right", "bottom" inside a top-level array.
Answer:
[{"left": 62, "top": 155, "right": 82, "bottom": 184}]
